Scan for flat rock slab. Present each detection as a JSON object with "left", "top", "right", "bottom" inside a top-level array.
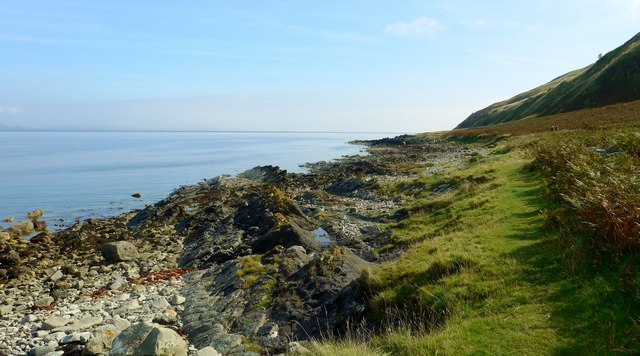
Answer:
[
  {"left": 42, "top": 316, "right": 71, "bottom": 330},
  {"left": 54, "top": 316, "right": 103, "bottom": 332}
]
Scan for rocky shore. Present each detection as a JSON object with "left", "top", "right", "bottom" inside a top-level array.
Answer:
[{"left": 0, "top": 136, "right": 483, "bottom": 355}]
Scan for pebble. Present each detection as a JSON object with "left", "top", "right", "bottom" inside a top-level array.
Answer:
[
  {"left": 27, "top": 344, "right": 56, "bottom": 356},
  {"left": 21, "top": 314, "right": 38, "bottom": 323},
  {"left": 170, "top": 295, "right": 186, "bottom": 305},
  {"left": 109, "top": 277, "right": 126, "bottom": 291},
  {"left": 34, "top": 296, "right": 55, "bottom": 308},
  {"left": 60, "top": 331, "right": 91, "bottom": 344},
  {"left": 0, "top": 305, "right": 13, "bottom": 316},
  {"left": 0, "top": 227, "right": 192, "bottom": 356},
  {"left": 48, "top": 270, "right": 63, "bottom": 282},
  {"left": 46, "top": 332, "right": 67, "bottom": 343},
  {"left": 41, "top": 316, "right": 70, "bottom": 330}
]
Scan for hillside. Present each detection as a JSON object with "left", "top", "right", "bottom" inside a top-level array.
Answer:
[{"left": 457, "top": 31, "right": 640, "bottom": 128}]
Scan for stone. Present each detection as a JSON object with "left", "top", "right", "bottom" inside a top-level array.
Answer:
[
  {"left": 4, "top": 217, "right": 15, "bottom": 223},
  {"left": 109, "top": 277, "right": 127, "bottom": 291},
  {"left": 76, "top": 315, "right": 105, "bottom": 328},
  {"left": 605, "top": 144, "right": 622, "bottom": 156},
  {"left": 136, "top": 325, "right": 188, "bottom": 356},
  {"left": 55, "top": 316, "right": 103, "bottom": 332},
  {"left": 152, "top": 308, "right": 177, "bottom": 325},
  {"left": 61, "top": 332, "right": 81, "bottom": 344},
  {"left": 288, "top": 341, "right": 312, "bottom": 355},
  {"left": 27, "top": 208, "right": 44, "bottom": 219},
  {"left": 109, "top": 322, "right": 187, "bottom": 356},
  {"left": 49, "top": 270, "right": 64, "bottom": 282},
  {"left": 0, "top": 231, "right": 10, "bottom": 240},
  {"left": 80, "top": 331, "right": 93, "bottom": 342},
  {"left": 111, "top": 317, "right": 132, "bottom": 331},
  {"left": 42, "top": 316, "right": 71, "bottom": 330},
  {"left": 21, "top": 314, "right": 38, "bottom": 323},
  {"left": 48, "top": 331, "right": 68, "bottom": 342},
  {"left": 208, "top": 333, "right": 242, "bottom": 355},
  {"left": 52, "top": 288, "right": 68, "bottom": 301},
  {"left": 258, "top": 323, "right": 279, "bottom": 338},
  {"left": 169, "top": 295, "right": 185, "bottom": 305},
  {"left": 33, "top": 220, "right": 48, "bottom": 231},
  {"left": 114, "top": 299, "right": 140, "bottom": 315},
  {"left": 28, "top": 345, "right": 56, "bottom": 356},
  {"left": 8, "top": 220, "right": 34, "bottom": 236},
  {"left": 131, "top": 193, "right": 142, "bottom": 198},
  {"left": 83, "top": 325, "right": 118, "bottom": 355},
  {"left": 101, "top": 241, "right": 139, "bottom": 263},
  {"left": 0, "top": 242, "right": 20, "bottom": 271},
  {"left": 196, "top": 346, "right": 221, "bottom": 356},
  {"left": 60, "top": 331, "right": 92, "bottom": 344},
  {"left": 30, "top": 231, "right": 54, "bottom": 244},
  {"left": 0, "top": 305, "right": 14, "bottom": 316},
  {"left": 152, "top": 297, "right": 170, "bottom": 311},
  {"left": 34, "top": 296, "right": 55, "bottom": 308}
]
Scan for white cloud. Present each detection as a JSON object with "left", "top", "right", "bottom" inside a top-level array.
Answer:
[
  {"left": 384, "top": 17, "right": 443, "bottom": 37},
  {"left": 0, "top": 106, "right": 22, "bottom": 115}
]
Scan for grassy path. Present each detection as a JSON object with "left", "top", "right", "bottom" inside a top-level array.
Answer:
[{"left": 312, "top": 150, "right": 639, "bottom": 355}]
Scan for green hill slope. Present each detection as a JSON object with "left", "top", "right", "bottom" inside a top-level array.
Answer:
[{"left": 457, "top": 32, "right": 640, "bottom": 128}]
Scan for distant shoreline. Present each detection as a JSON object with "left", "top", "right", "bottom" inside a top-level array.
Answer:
[{"left": 0, "top": 129, "right": 409, "bottom": 135}]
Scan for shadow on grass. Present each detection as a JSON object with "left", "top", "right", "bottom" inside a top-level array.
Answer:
[{"left": 504, "top": 171, "right": 640, "bottom": 354}]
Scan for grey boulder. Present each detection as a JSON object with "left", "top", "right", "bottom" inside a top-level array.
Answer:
[
  {"left": 101, "top": 241, "right": 139, "bottom": 262},
  {"left": 110, "top": 322, "right": 187, "bottom": 356}
]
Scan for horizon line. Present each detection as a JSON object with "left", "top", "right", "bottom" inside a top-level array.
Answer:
[{"left": 0, "top": 128, "right": 412, "bottom": 135}]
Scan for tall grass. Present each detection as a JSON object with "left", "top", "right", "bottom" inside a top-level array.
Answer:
[{"left": 533, "top": 130, "right": 640, "bottom": 259}]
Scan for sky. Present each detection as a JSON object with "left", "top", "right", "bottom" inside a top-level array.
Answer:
[{"left": 0, "top": 1, "right": 639, "bottom": 132}]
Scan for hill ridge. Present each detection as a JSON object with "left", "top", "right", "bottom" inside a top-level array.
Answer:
[{"left": 457, "top": 31, "right": 640, "bottom": 128}]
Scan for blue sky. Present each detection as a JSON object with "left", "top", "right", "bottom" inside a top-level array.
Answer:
[{"left": 0, "top": 1, "right": 639, "bottom": 132}]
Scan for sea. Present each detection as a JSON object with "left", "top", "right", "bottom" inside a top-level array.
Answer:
[{"left": 0, "top": 131, "right": 396, "bottom": 231}]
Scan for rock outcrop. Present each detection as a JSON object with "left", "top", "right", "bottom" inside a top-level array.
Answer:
[{"left": 0, "top": 136, "right": 482, "bottom": 355}]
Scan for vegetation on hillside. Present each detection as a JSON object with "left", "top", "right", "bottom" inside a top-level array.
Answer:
[
  {"left": 534, "top": 130, "right": 640, "bottom": 258},
  {"left": 449, "top": 99, "right": 640, "bottom": 139},
  {"left": 457, "top": 32, "right": 640, "bottom": 128}
]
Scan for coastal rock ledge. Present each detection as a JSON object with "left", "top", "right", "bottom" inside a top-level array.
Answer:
[{"left": 0, "top": 137, "right": 480, "bottom": 355}]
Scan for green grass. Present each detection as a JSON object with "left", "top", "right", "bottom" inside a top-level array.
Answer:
[
  {"left": 314, "top": 146, "right": 640, "bottom": 355},
  {"left": 305, "top": 341, "right": 390, "bottom": 356}
]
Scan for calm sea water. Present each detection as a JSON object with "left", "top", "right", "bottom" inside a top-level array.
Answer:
[{"left": 0, "top": 131, "right": 393, "bottom": 230}]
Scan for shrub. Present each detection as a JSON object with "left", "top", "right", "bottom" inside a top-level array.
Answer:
[{"left": 533, "top": 131, "right": 640, "bottom": 259}]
